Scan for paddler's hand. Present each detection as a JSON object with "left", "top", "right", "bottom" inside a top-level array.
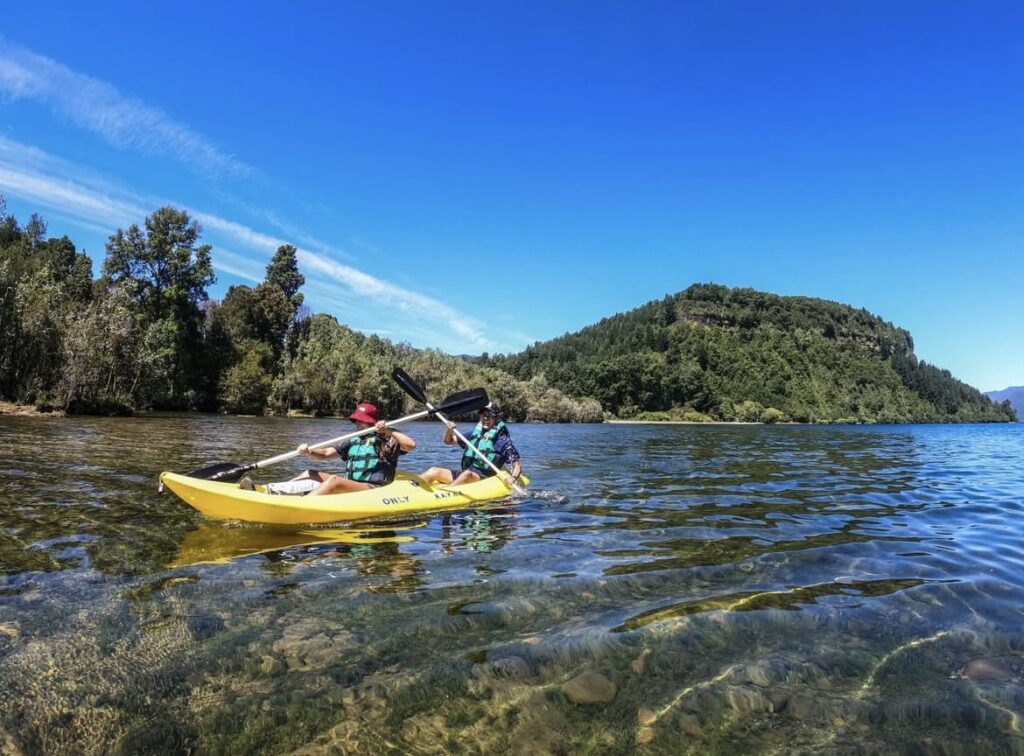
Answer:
[
  {"left": 375, "top": 421, "right": 392, "bottom": 439},
  {"left": 500, "top": 471, "right": 517, "bottom": 487},
  {"left": 297, "top": 443, "right": 310, "bottom": 455},
  {"left": 445, "top": 420, "right": 456, "bottom": 432}
]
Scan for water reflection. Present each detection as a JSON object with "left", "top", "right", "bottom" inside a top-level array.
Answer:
[{"left": 170, "top": 522, "right": 420, "bottom": 567}]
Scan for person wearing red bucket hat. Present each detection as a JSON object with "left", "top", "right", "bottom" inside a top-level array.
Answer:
[
  {"left": 239, "top": 401, "right": 416, "bottom": 495},
  {"left": 348, "top": 402, "right": 379, "bottom": 424}
]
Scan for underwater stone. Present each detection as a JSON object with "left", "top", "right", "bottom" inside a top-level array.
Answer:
[
  {"left": 259, "top": 655, "right": 283, "bottom": 675},
  {"left": 768, "top": 690, "right": 789, "bottom": 713},
  {"left": 724, "top": 685, "right": 769, "bottom": 714},
  {"left": 631, "top": 650, "right": 649, "bottom": 675},
  {"left": 509, "top": 692, "right": 569, "bottom": 755},
  {"left": 636, "top": 726, "right": 655, "bottom": 745},
  {"left": 490, "top": 655, "right": 531, "bottom": 679},
  {"left": 0, "top": 726, "right": 23, "bottom": 755},
  {"left": 783, "top": 694, "right": 830, "bottom": 721},
  {"left": 742, "top": 663, "right": 772, "bottom": 687},
  {"left": 678, "top": 713, "right": 704, "bottom": 738},
  {"left": 186, "top": 615, "right": 225, "bottom": 640},
  {"left": 271, "top": 619, "right": 356, "bottom": 670},
  {"left": 561, "top": 671, "right": 617, "bottom": 704},
  {"left": 962, "top": 657, "right": 1015, "bottom": 682},
  {"left": 637, "top": 707, "right": 657, "bottom": 725}
]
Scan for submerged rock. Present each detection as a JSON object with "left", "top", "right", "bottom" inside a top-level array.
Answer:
[
  {"left": 637, "top": 707, "right": 657, "bottom": 725},
  {"left": 561, "top": 671, "right": 617, "bottom": 704},
  {"left": 741, "top": 662, "right": 772, "bottom": 687},
  {"left": 678, "top": 712, "right": 704, "bottom": 738},
  {"left": 259, "top": 655, "right": 283, "bottom": 675},
  {"left": 271, "top": 619, "right": 356, "bottom": 671},
  {"left": 631, "top": 648, "right": 651, "bottom": 675},
  {"left": 489, "top": 655, "right": 531, "bottom": 679},
  {"left": 724, "top": 685, "right": 770, "bottom": 714},
  {"left": 186, "top": 614, "right": 225, "bottom": 641},
  {"left": 962, "top": 657, "right": 1016, "bottom": 683}
]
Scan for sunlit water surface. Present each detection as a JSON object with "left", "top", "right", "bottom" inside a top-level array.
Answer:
[{"left": 0, "top": 417, "right": 1022, "bottom": 754}]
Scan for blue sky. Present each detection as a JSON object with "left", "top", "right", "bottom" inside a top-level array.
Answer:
[{"left": 1, "top": 1, "right": 1021, "bottom": 391}]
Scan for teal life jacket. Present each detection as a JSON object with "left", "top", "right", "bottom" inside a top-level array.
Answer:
[
  {"left": 461, "top": 421, "right": 509, "bottom": 476},
  {"left": 343, "top": 436, "right": 393, "bottom": 485}
]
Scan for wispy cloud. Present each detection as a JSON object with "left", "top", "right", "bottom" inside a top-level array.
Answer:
[
  {"left": 191, "top": 209, "right": 494, "bottom": 348},
  {"left": 0, "top": 35, "right": 515, "bottom": 354},
  {"left": 0, "top": 145, "right": 147, "bottom": 229},
  {"left": 0, "top": 137, "right": 501, "bottom": 352},
  {"left": 0, "top": 38, "right": 252, "bottom": 179},
  {"left": 296, "top": 250, "right": 494, "bottom": 349}
]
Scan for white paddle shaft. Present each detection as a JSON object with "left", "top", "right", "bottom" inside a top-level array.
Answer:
[{"left": 253, "top": 408, "right": 432, "bottom": 468}]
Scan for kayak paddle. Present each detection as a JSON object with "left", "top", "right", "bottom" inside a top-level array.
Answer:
[
  {"left": 392, "top": 367, "right": 526, "bottom": 495},
  {"left": 175, "top": 387, "right": 490, "bottom": 485}
]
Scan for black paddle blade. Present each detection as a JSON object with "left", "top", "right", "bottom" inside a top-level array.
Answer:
[
  {"left": 184, "top": 462, "right": 251, "bottom": 482},
  {"left": 437, "top": 387, "right": 489, "bottom": 416},
  {"left": 392, "top": 367, "right": 428, "bottom": 403}
]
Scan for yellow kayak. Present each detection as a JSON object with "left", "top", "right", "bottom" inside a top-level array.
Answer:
[{"left": 159, "top": 470, "right": 529, "bottom": 525}]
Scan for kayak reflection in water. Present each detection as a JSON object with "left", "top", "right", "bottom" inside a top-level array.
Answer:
[
  {"left": 420, "top": 402, "right": 522, "bottom": 487},
  {"left": 239, "top": 402, "right": 416, "bottom": 495}
]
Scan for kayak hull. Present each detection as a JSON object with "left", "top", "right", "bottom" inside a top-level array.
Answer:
[{"left": 159, "top": 471, "right": 527, "bottom": 525}]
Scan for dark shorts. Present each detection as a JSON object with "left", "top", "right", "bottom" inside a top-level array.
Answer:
[{"left": 456, "top": 467, "right": 489, "bottom": 480}]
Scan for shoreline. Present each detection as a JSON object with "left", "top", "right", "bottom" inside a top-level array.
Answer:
[
  {"left": 607, "top": 419, "right": 765, "bottom": 425},
  {"left": 1, "top": 404, "right": 1015, "bottom": 425},
  {"left": 0, "top": 402, "right": 63, "bottom": 417}
]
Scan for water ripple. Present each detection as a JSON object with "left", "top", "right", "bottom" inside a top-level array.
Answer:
[{"left": 1, "top": 418, "right": 1023, "bottom": 752}]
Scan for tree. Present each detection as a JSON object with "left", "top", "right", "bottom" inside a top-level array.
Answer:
[
  {"left": 102, "top": 206, "right": 214, "bottom": 323},
  {"left": 265, "top": 244, "right": 305, "bottom": 313},
  {"left": 101, "top": 207, "right": 215, "bottom": 408},
  {"left": 59, "top": 285, "right": 143, "bottom": 414},
  {"left": 220, "top": 340, "right": 275, "bottom": 414},
  {"left": 217, "top": 283, "right": 293, "bottom": 357}
]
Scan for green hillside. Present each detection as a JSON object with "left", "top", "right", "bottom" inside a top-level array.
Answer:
[
  {"left": 482, "top": 284, "right": 1016, "bottom": 423},
  {"left": 0, "top": 203, "right": 600, "bottom": 421}
]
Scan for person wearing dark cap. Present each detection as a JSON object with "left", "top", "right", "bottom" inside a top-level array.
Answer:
[
  {"left": 240, "top": 402, "right": 416, "bottom": 495},
  {"left": 420, "top": 401, "right": 522, "bottom": 487}
]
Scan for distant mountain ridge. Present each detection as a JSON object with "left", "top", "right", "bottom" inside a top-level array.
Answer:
[
  {"left": 985, "top": 386, "right": 1024, "bottom": 422},
  {"left": 482, "top": 283, "right": 1015, "bottom": 423}
]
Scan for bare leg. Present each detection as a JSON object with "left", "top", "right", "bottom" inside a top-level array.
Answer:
[
  {"left": 420, "top": 467, "right": 455, "bottom": 484},
  {"left": 289, "top": 469, "right": 325, "bottom": 482},
  {"left": 308, "top": 474, "right": 374, "bottom": 496},
  {"left": 451, "top": 469, "right": 483, "bottom": 486}
]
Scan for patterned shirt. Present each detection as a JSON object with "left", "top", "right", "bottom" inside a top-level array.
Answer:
[{"left": 457, "top": 432, "right": 520, "bottom": 464}]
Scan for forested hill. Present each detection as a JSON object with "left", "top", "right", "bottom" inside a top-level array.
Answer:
[{"left": 481, "top": 284, "right": 1017, "bottom": 423}]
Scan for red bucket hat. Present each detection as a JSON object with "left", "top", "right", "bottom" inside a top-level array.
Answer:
[{"left": 349, "top": 402, "right": 379, "bottom": 424}]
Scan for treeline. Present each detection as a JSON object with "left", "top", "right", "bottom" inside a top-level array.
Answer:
[
  {"left": 3, "top": 201, "right": 1011, "bottom": 425},
  {"left": 480, "top": 283, "right": 1017, "bottom": 424},
  {"left": 0, "top": 200, "right": 601, "bottom": 422}
]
